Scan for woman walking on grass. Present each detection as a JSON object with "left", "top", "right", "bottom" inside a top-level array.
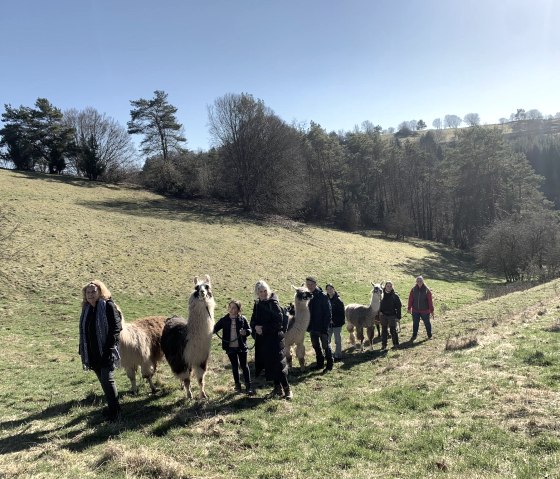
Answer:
[{"left": 78, "top": 280, "right": 123, "bottom": 422}]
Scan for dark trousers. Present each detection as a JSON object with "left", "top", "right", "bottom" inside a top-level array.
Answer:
[
  {"left": 412, "top": 312, "right": 432, "bottom": 337},
  {"left": 381, "top": 315, "right": 399, "bottom": 347},
  {"left": 310, "top": 332, "right": 333, "bottom": 368},
  {"left": 93, "top": 365, "right": 120, "bottom": 416},
  {"left": 227, "top": 350, "right": 251, "bottom": 387}
]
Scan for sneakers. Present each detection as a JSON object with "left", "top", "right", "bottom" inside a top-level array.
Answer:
[
  {"left": 381, "top": 344, "right": 387, "bottom": 350},
  {"left": 428, "top": 334, "right": 433, "bottom": 340},
  {"left": 410, "top": 335, "right": 417, "bottom": 342},
  {"left": 245, "top": 384, "right": 255, "bottom": 396},
  {"left": 234, "top": 383, "right": 242, "bottom": 392},
  {"left": 272, "top": 385, "right": 284, "bottom": 398},
  {"left": 284, "top": 387, "right": 293, "bottom": 401}
]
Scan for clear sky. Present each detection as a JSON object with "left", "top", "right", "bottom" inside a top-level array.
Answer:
[{"left": 1, "top": 0, "right": 559, "bottom": 151}]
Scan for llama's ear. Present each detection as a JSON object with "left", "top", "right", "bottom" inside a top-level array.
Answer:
[
  {"left": 194, "top": 276, "right": 199, "bottom": 285},
  {"left": 371, "top": 281, "right": 375, "bottom": 287},
  {"left": 301, "top": 283, "right": 304, "bottom": 287},
  {"left": 205, "top": 274, "right": 211, "bottom": 284},
  {"left": 291, "top": 284, "right": 297, "bottom": 291},
  {"left": 380, "top": 281, "right": 385, "bottom": 289}
]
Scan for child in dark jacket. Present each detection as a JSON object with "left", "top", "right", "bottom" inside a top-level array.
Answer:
[{"left": 213, "top": 300, "right": 254, "bottom": 395}]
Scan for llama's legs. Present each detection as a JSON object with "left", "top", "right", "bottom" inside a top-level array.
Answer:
[
  {"left": 196, "top": 361, "right": 208, "bottom": 399},
  {"left": 366, "top": 326, "right": 374, "bottom": 350},
  {"left": 183, "top": 368, "right": 193, "bottom": 399},
  {"left": 286, "top": 345, "right": 293, "bottom": 369},
  {"left": 141, "top": 363, "right": 157, "bottom": 394},
  {"left": 126, "top": 367, "right": 138, "bottom": 394},
  {"left": 357, "top": 328, "right": 365, "bottom": 351},
  {"left": 347, "top": 324, "right": 356, "bottom": 345},
  {"left": 296, "top": 342, "right": 306, "bottom": 369}
]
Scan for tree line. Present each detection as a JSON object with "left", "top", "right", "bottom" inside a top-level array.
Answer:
[{"left": 1, "top": 92, "right": 559, "bottom": 282}]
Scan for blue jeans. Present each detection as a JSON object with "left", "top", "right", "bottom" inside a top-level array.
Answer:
[
  {"left": 412, "top": 312, "right": 432, "bottom": 338},
  {"left": 328, "top": 326, "right": 343, "bottom": 358}
]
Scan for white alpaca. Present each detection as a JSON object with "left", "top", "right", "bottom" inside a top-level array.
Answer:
[
  {"left": 345, "top": 283, "right": 382, "bottom": 351},
  {"left": 284, "top": 286, "right": 313, "bottom": 369},
  {"left": 161, "top": 275, "right": 215, "bottom": 399},
  {"left": 119, "top": 315, "right": 166, "bottom": 394}
]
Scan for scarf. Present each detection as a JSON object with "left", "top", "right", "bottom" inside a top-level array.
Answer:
[{"left": 79, "top": 299, "right": 115, "bottom": 370}]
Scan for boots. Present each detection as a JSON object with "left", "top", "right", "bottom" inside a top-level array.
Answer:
[
  {"left": 246, "top": 383, "right": 255, "bottom": 396},
  {"left": 272, "top": 384, "right": 283, "bottom": 398},
  {"left": 284, "top": 386, "right": 293, "bottom": 400}
]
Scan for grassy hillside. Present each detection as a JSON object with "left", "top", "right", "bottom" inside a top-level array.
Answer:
[{"left": 0, "top": 169, "right": 559, "bottom": 478}]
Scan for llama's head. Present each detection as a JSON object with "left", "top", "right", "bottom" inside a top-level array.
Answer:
[
  {"left": 371, "top": 282, "right": 383, "bottom": 299},
  {"left": 192, "top": 275, "right": 213, "bottom": 301},
  {"left": 292, "top": 285, "right": 313, "bottom": 303}
]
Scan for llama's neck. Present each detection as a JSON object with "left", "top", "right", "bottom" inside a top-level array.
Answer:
[
  {"left": 369, "top": 294, "right": 381, "bottom": 312},
  {"left": 188, "top": 298, "right": 215, "bottom": 324},
  {"left": 294, "top": 300, "right": 310, "bottom": 316}
]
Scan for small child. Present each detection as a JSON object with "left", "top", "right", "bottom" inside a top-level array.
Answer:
[{"left": 213, "top": 300, "right": 255, "bottom": 395}]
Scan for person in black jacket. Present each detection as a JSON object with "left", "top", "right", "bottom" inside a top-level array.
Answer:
[
  {"left": 214, "top": 300, "right": 254, "bottom": 395},
  {"left": 326, "top": 283, "right": 345, "bottom": 361},
  {"left": 78, "top": 280, "right": 123, "bottom": 422},
  {"left": 250, "top": 280, "right": 292, "bottom": 400},
  {"left": 379, "top": 281, "right": 402, "bottom": 350},
  {"left": 306, "top": 276, "right": 333, "bottom": 371}
]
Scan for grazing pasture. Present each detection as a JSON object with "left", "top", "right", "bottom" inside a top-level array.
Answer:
[{"left": 0, "top": 170, "right": 559, "bottom": 478}]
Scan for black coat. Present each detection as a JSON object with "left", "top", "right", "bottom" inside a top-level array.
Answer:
[
  {"left": 213, "top": 314, "right": 251, "bottom": 352},
  {"left": 307, "top": 288, "right": 332, "bottom": 334},
  {"left": 84, "top": 299, "right": 122, "bottom": 369},
  {"left": 328, "top": 293, "right": 345, "bottom": 328},
  {"left": 379, "top": 290, "right": 402, "bottom": 319},
  {"left": 250, "top": 293, "right": 288, "bottom": 381}
]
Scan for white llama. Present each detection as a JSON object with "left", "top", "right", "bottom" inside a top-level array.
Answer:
[
  {"left": 119, "top": 315, "right": 166, "bottom": 394},
  {"left": 284, "top": 286, "right": 313, "bottom": 369},
  {"left": 161, "top": 275, "right": 215, "bottom": 399},
  {"left": 345, "top": 283, "right": 382, "bottom": 351}
]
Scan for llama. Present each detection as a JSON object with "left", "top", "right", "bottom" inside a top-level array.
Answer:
[
  {"left": 284, "top": 286, "right": 313, "bottom": 369},
  {"left": 119, "top": 315, "right": 166, "bottom": 394},
  {"left": 345, "top": 282, "right": 383, "bottom": 351},
  {"left": 161, "top": 275, "right": 215, "bottom": 399}
]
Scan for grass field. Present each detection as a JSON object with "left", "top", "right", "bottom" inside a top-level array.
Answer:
[{"left": 0, "top": 169, "right": 559, "bottom": 478}]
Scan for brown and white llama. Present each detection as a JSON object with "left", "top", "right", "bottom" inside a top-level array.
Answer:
[
  {"left": 119, "top": 315, "right": 166, "bottom": 394},
  {"left": 345, "top": 282, "right": 382, "bottom": 351},
  {"left": 161, "top": 275, "right": 215, "bottom": 399},
  {"left": 284, "top": 286, "right": 313, "bottom": 369}
]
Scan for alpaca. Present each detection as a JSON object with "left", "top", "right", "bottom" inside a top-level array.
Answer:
[
  {"left": 119, "top": 315, "right": 166, "bottom": 394},
  {"left": 284, "top": 286, "right": 313, "bottom": 369},
  {"left": 161, "top": 275, "right": 215, "bottom": 399},
  {"left": 345, "top": 283, "right": 383, "bottom": 351}
]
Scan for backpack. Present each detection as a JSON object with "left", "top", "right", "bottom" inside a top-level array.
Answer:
[{"left": 280, "top": 305, "right": 290, "bottom": 333}]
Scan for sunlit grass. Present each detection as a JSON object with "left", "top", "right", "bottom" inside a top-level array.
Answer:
[{"left": 1, "top": 169, "right": 559, "bottom": 478}]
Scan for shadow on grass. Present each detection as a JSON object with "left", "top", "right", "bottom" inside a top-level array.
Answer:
[
  {"left": 0, "top": 383, "right": 275, "bottom": 455},
  {"left": 10, "top": 170, "right": 124, "bottom": 190},
  {"left": 397, "top": 243, "right": 486, "bottom": 285},
  {"left": 78, "top": 197, "right": 245, "bottom": 226}
]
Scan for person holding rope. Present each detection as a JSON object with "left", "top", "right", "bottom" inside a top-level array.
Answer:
[
  {"left": 250, "top": 280, "right": 292, "bottom": 400},
  {"left": 214, "top": 300, "right": 255, "bottom": 395}
]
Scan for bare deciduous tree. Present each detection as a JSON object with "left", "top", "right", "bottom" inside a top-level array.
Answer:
[
  {"left": 65, "top": 108, "right": 138, "bottom": 181},
  {"left": 463, "top": 113, "right": 480, "bottom": 126}
]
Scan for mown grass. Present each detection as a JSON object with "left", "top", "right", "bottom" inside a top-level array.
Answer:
[{"left": 1, "top": 169, "right": 559, "bottom": 478}]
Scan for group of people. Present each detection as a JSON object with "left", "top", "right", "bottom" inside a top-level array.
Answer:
[{"left": 78, "top": 275, "right": 434, "bottom": 421}]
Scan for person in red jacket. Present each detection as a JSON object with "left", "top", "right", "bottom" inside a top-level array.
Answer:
[{"left": 407, "top": 276, "right": 434, "bottom": 341}]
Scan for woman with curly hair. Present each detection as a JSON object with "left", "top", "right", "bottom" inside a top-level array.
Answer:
[{"left": 78, "top": 280, "right": 123, "bottom": 422}]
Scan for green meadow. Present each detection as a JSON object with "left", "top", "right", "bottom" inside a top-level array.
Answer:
[{"left": 0, "top": 169, "right": 558, "bottom": 478}]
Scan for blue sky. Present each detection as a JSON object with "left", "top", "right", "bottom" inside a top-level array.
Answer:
[{"left": 1, "top": 0, "right": 559, "bottom": 151}]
